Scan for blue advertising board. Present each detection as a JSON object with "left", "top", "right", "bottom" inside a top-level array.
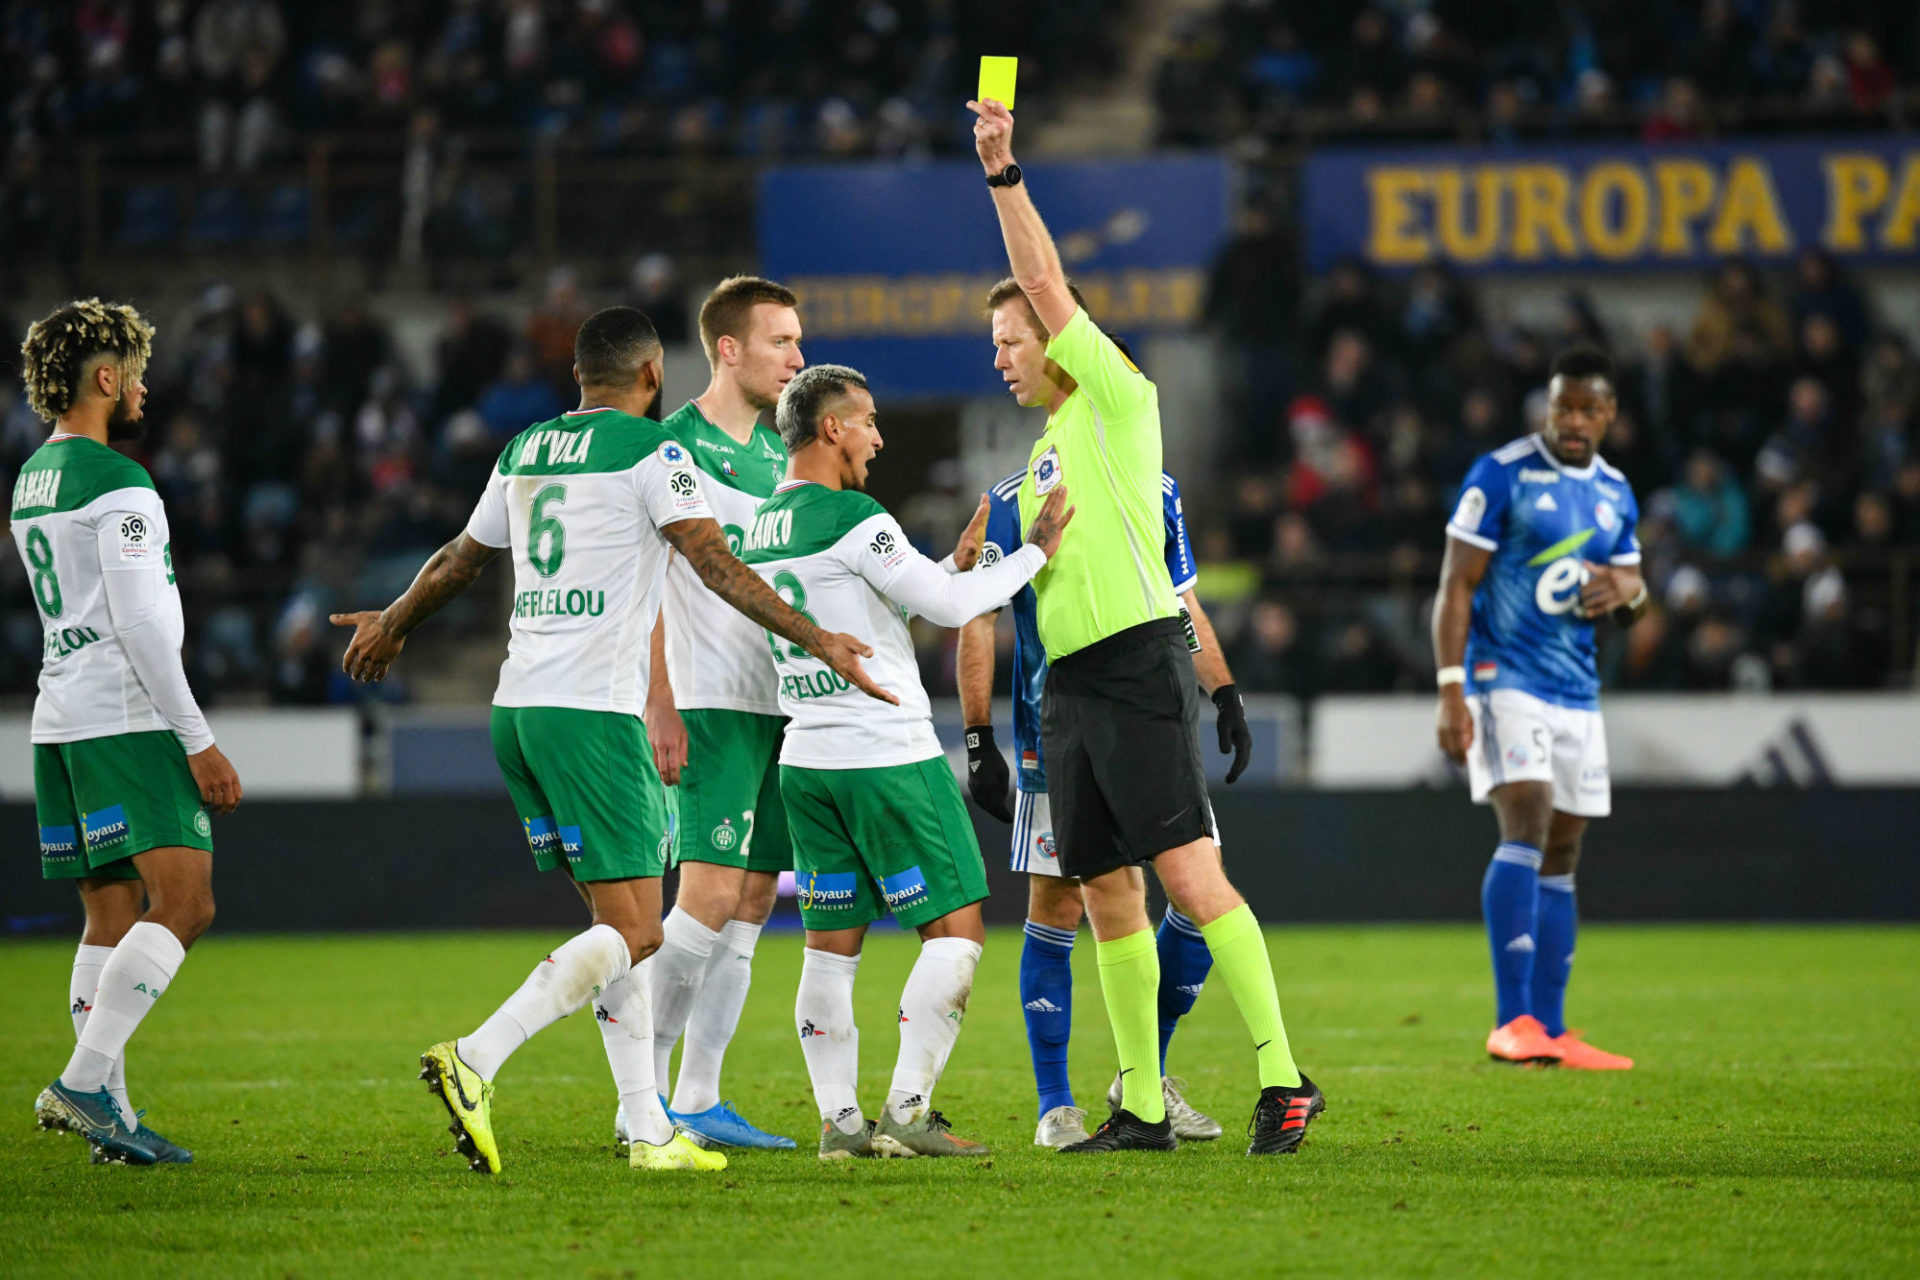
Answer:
[
  {"left": 758, "top": 156, "right": 1230, "bottom": 396},
  {"left": 1303, "top": 136, "right": 1920, "bottom": 274}
]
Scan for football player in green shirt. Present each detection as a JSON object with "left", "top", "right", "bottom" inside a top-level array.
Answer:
[{"left": 969, "top": 95, "right": 1323, "bottom": 1154}]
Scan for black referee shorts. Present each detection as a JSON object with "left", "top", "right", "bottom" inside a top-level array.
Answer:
[{"left": 1040, "top": 617, "right": 1215, "bottom": 881}]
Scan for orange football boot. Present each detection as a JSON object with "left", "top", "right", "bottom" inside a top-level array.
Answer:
[
  {"left": 1550, "top": 1031, "right": 1633, "bottom": 1070},
  {"left": 1486, "top": 1015, "right": 1565, "bottom": 1065}
]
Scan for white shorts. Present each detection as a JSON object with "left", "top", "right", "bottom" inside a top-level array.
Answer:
[
  {"left": 1465, "top": 688, "right": 1611, "bottom": 818},
  {"left": 1011, "top": 787, "right": 1220, "bottom": 878}
]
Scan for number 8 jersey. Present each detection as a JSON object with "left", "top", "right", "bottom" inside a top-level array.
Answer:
[
  {"left": 1445, "top": 435, "right": 1641, "bottom": 711},
  {"left": 465, "top": 408, "right": 714, "bottom": 713}
]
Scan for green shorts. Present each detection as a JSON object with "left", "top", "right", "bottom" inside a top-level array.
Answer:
[
  {"left": 35, "top": 731, "right": 212, "bottom": 881},
  {"left": 491, "top": 705, "right": 670, "bottom": 882},
  {"left": 780, "top": 758, "right": 989, "bottom": 932},
  {"left": 672, "top": 708, "right": 791, "bottom": 873}
]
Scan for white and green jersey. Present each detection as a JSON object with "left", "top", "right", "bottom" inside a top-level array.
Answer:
[
  {"left": 740, "top": 480, "right": 1046, "bottom": 769},
  {"left": 9, "top": 434, "right": 212, "bottom": 751},
  {"left": 465, "top": 408, "right": 714, "bottom": 715},
  {"left": 657, "top": 401, "right": 790, "bottom": 715}
]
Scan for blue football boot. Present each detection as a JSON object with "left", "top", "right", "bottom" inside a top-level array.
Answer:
[
  {"left": 36, "top": 1082, "right": 155, "bottom": 1165},
  {"left": 671, "top": 1101, "right": 798, "bottom": 1150}
]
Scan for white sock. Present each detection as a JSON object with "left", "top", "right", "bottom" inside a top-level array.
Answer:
[
  {"left": 672, "top": 918, "right": 762, "bottom": 1115},
  {"left": 69, "top": 944, "right": 133, "bottom": 1121},
  {"left": 796, "top": 947, "right": 863, "bottom": 1134},
  {"left": 457, "top": 923, "right": 629, "bottom": 1081},
  {"left": 648, "top": 908, "right": 719, "bottom": 1098},
  {"left": 61, "top": 923, "right": 185, "bottom": 1094},
  {"left": 887, "top": 937, "right": 982, "bottom": 1125},
  {"left": 594, "top": 965, "right": 673, "bottom": 1146}
]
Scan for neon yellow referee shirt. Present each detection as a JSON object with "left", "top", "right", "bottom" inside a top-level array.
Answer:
[{"left": 1017, "top": 307, "right": 1181, "bottom": 659}]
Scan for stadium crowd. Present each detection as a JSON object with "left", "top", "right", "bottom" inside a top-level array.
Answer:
[{"left": 1159, "top": 1, "right": 1917, "bottom": 145}]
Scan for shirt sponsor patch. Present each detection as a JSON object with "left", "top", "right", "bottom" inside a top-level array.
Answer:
[
  {"left": 1032, "top": 445, "right": 1062, "bottom": 496},
  {"left": 39, "top": 824, "right": 79, "bottom": 860},
  {"left": 796, "top": 870, "right": 859, "bottom": 911},
  {"left": 560, "top": 824, "right": 584, "bottom": 861},
  {"left": 1452, "top": 486, "right": 1487, "bottom": 531},
  {"left": 667, "top": 468, "right": 705, "bottom": 512},
  {"left": 119, "top": 513, "right": 153, "bottom": 561},
  {"left": 868, "top": 526, "right": 909, "bottom": 572},
  {"left": 979, "top": 540, "right": 1003, "bottom": 567},
  {"left": 82, "top": 804, "right": 130, "bottom": 851},
  {"left": 879, "top": 865, "right": 930, "bottom": 911}
]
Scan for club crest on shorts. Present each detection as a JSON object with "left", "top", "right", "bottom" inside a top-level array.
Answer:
[
  {"left": 1036, "top": 828, "right": 1058, "bottom": 861},
  {"left": 1032, "top": 445, "right": 1062, "bottom": 495},
  {"left": 710, "top": 818, "right": 738, "bottom": 851},
  {"left": 193, "top": 810, "right": 211, "bottom": 837}
]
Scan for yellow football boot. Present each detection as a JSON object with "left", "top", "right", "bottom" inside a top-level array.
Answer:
[
  {"left": 419, "top": 1041, "right": 500, "bottom": 1174},
  {"left": 630, "top": 1130, "right": 729, "bottom": 1172}
]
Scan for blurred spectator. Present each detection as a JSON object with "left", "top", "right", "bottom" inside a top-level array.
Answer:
[
  {"left": 525, "top": 269, "right": 590, "bottom": 400},
  {"left": 477, "top": 348, "right": 564, "bottom": 441},
  {"left": 1232, "top": 600, "right": 1315, "bottom": 697},
  {"left": 435, "top": 298, "right": 515, "bottom": 422},
  {"left": 1665, "top": 451, "right": 1750, "bottom": 557},
  {"left": 626, "top": 254, "right": 691, "bottom": 347}
]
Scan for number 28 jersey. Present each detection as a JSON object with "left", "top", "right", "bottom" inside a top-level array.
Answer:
[
  {"left": 1445, "top": 434, "right": 1641, "bottom": 711},
  {"left": 465, "top": 408, "right": 714, "bottom": 714}
]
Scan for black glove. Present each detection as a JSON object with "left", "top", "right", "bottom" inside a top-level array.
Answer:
[
  {"left": 1212, "top": 684, "right": 1252, "bottom": 784},
  {"left": 965, "top": 724, "right": 1014, "bottom": 822}
]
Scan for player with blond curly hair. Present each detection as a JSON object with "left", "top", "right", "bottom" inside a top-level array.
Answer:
[{"left": 16, "top": 299, "right": 242, "bottom": 1167}]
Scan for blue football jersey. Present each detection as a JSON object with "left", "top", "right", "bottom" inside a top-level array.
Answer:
[
  {"left": 1445, "top": 435, "right": 1641, "bottom": 711},
  {"left": 985, "top": 470, "right": 1198, "bottom": 791}
]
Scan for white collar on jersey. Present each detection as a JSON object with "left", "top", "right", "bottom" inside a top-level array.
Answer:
[{"left": 1531, "top": 434, "right": 1598, "bottom": 480}]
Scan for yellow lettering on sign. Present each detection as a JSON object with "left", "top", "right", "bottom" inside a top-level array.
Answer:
[
  {"left": 1433, "top": 168, "right": 1502, "bottom": 263},
  {"left": 1707, "top": 157, "right": 1793, "bottom": 254},
  {"left": 1580, "top": 162, "right": 1651, "bottom": 259},
  {"left": 1366, "top": 168, "right": 1432, "bottom": 265},
  {"left": 1509, "top": 165, "right": 1576, "bottom": 261},
  {"left": 1823, "top": 155, "right": 1890, "bottom": 251},
  {"left": 1653, "top": 160, "right": 1716, "bottom": 255},
  {"left": 1877, "top": 156, "right": 1920, "bottom": 250}
]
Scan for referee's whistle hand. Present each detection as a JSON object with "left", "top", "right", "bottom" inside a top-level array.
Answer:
[
  {"left": 818, "top": 630, "right": 900, "bottom": 706},
  {"left": 1027, "top": 486, "right": 1074, "bottom": 559}
]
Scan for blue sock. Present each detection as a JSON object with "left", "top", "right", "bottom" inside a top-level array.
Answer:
[
  {"left": 1482, "top": 842, "right": 1542, "bottom": 1027},
  {"left": 1020, "top": 919, "right": 1076, "bottom": 1113},
  {"left": 1532, "top": 874, "right": 1577, "bottom": 1038},
  {"left": 1155, "top": 908, "right": 1213, "bottom": 1075}
]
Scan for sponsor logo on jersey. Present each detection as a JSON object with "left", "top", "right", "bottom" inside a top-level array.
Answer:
[
  {"left": 118, "top": 513, "right": 153, "bottom": 561},
  {"left": 1595, "top": 500, "right": 1617, "bottom": 531},
  {"left": 657, "top": 441, "right": 688, "bottom": 466},
  {"left": 81, "top": 804, "right": 130, "bottom": 851},
  {"left": 525, "top": 815, "right": 559, "bottom": 855},
  {"left": 868, "top": 527, "right": 908, "bottom": 571},
  {"left": 721, "top": 459, "right": 738, "bottom": 477},
  {"left": 800, "top": 1018, "right": 821, "bottom": 1038},
  {"left": 13, "top": 467, "right": 63, "bottom": 512},
  {"left": 39, "top": 824, "right": 78, "bottom": 860},
  {"left": 513, "top": 587, "right": 606, "bottom": 619},
  {"left": 559, "top": 824, "right": 584, "bottom": 862},
  {"left": 711, "top": 819, "right": 738, "bottom": 852},
  {"left": 667, "top": 468, "right": 704, "bottom": 513},
  {"left": 796, "top": 871, "right": 859, "bottom": 911},
  {"left": 1534, "top": 492, "right": 1558, "bottom": 512},
  {"left": 979, "top": 540, "right": 1003, "bottom": 567},
  {"left": 1452, "top": 486, "right": 1487, "bottom": 531},
  {"left": 1518, "top": 468, "right": 1560, "bottom": 484},
  {"left": 43, "top": 625, "right": 102, "bottom": 659},
  {"left": 1031, "top": 445, "right": 1063, "bottom": 496},
  {"left": 879, "top": 865, "right": 930, "bottom": 910},
  {"left": 781, "top": 670, "right": 853, "bottom": 700}
]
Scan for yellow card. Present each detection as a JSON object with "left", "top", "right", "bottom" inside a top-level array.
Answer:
[{"left": 978, "top": 56, "right": 1018, "bottom": 110}]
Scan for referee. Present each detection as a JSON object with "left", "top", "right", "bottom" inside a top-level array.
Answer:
[{"left": 967, "top": 96, "right": 1323, "bottom": 1155}]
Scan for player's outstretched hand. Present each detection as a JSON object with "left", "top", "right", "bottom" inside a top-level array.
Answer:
[
  {"left": 1026, "top": 486, "right": 1075, "bottom": 559},
  {"left": 967, "top": 98, "right": 1014, "bottom": 172},
  {"left": 1212, "top": 684, "right": 1253, "bottom": 784},
  {"left": 647, "top": 699, "right": 689, "bottom": 786},
  {"left": 331, "top": 610, "right": 404, "bottom": 682},
  {"left": 187, "top": 743, "right": 243, "bottom": 815},
  {"left": 950, "top": 494, "right": 990, "bottom": 571},
  {"left": 1436, "top": 687, "right": 1474, "bottom": 765},
  {"left": 964, "top": 724, "right": 1014, "bottom": 822},
  {"left": 814, "top": 631, "right": 900, "bottom": 706}
]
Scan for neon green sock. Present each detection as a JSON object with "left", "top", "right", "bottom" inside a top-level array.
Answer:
[
  {"left": 1199, "top": 904, "right": 1302, "bottom": 1089},
  {"left": 1095, "top": 928, "right": 1165, "bottom": 1123}
]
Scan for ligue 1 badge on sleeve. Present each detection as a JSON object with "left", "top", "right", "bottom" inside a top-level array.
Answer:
[{"left": 1032, "top": 445, "right": 1062, "bottom": 495}]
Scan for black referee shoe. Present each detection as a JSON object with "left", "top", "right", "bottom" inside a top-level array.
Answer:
[
  {"left": 1247, "top": 1075, "right": 1325, "bottom": 1155},
  {"left": 1058, "top": 1108, "right": 1178, "bottom": 1153}
]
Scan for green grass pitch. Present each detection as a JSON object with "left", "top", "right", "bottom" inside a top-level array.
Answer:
[{"left": 1, "top": 924, "right": 1914, "bottom": 1278}]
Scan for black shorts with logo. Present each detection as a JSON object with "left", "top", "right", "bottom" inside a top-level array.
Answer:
[{"left": 1040, "top": 617, "right": 1215, "bottom": 880}]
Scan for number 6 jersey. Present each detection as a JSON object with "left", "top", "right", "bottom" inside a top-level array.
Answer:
[
  {"left": 1445, "top": 434, "right": 1641, "bottom": 711},
  {"left": 465, "top": 408, "right": 714, "bottom": 713}
]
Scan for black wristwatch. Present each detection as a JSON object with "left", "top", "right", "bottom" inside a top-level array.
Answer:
[{"left": 986, "top": 163, "right": 1023, "bottom": 189}]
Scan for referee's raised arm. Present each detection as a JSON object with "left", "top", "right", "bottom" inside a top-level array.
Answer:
[{"left": 968, "top": 99, "right": 1077, "bottom": 339}]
